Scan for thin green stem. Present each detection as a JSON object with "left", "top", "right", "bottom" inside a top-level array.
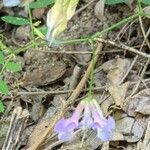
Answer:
[
  {"left": 61, "top": 12, "right": 142, "bottom": 45},
  {"left": 27, "top": 5, "right": 37, "bottom": 48},
  {"left": 88, "top": 48, "right": 96, "bottom": 98}
]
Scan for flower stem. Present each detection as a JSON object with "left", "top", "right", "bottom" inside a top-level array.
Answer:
[{"left": 88, "top": 45, "right": 97, "bottom": 99}]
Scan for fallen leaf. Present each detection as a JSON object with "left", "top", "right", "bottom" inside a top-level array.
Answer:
[
  {"left": 116, "top": 116, "right": 144, "bottom": 142},
  {"left": 123, "top": 89, "right": 150, "bottom": 116},
  {"left": 108, "top": 82, "right": 129, "bottom": 106},
  {"left": 94, "top": 0, "right": 106, "bottom": 21}
]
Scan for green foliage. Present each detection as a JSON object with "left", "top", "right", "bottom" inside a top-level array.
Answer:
[
  {"left": 5, "top": 62, "right": 22, "bottom": 72},
  {"left": 29, "top": 0, "right": 55, "bottom": 8},
  {"left": 105, "top": 0, "right": 150, "bottom": 5},
  {"left": 0, "top": 100, "right": 5, "bottom": 113},
  {"left": 37, "top": 27, "right": 48, "bottom": 35},
  {"left": 105, "top": 0, "right": 125, "bottom": 5},
  {"left": 141, "top": 0, "right": 150, "bottom": 5},
  {"left": 0, "top": 52, "right": 5, "bottom": 65},
  {"left": 1, "top": 16, "right": 29, "bottom": 26},
  {"left": 0, "top": 79, "right": 9, "bottom": 95},
  {"left": 0, "top": 51, "right": 22, "bottom": 112}
]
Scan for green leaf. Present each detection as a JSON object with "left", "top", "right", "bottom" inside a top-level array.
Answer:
[
  {"left": 105, "top": 0, "right": 125, "bottom": 5},
  {"left": 0, "top": 80, "right": 9, "bottom": 95},
  {"left": 141, "top": 0, "right": 150, "bottom": 5},
  {"left": 0, "top": 100, "right": 5, "bottom": 113},
  {"left": 5, "top": 62, "right": 22, "bottom": 72},
  {"left": 1, "top": 16, "right": 29, "bottom": 26},
  {"left": 29, "top": 0, "right": 55, "bottom": 8},
  {"left": 0, "top": 52, "right": 5, "bottom": 65},
  {"left": 37, "top": 27, "right": 48, "bottom": 35},
  {"left": 34, "top": 27, "right": 45, "bottom": 39}
]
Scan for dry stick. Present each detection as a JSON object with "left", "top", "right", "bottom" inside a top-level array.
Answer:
[
  {"left": 66, "top": 42, "right": 103, "bottom": 104},
  {"left": 127, "top": 27, "right": 150, "bottom": 96},
  {"left": 130, "top": 58, "right": 150, "bottom": 97},
  {"left": 17, "top": 86, "right": 105, "bottom": 95},
  {"left": 2, "top": 107, "right": 29, "bottom": 150},
  {"left": 96, "top": 38, "right": 150, "bottom": 59},
  {"left": 17, "top": 78, "right": 150, "bottom": 96},
  {"left": 139, "top": 15, "right": 150, "bottom": 49},
  {"left": 35, "top": 49, "right": 122, "bottom": 54},
  {"left": 74, "top": 0, "right": 97, "bottom": 15},
  {"left": 120, "top": 27, "right": 150, "bottom": 84}
]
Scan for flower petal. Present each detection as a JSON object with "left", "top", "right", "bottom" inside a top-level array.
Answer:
[
  {"left": 58, "top": 131, "right": 74, "bottom": 141},
  {"left": 54, "top": 118, "right": 66, "bottom": 132},
  {"left": 97, "top": 127, "right": 113, "bottom": 141},
  {"left": 80, "top": 104, "right": 93, "bottom": 128}
]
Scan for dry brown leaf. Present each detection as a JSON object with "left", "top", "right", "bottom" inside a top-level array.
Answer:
[
  {"left": 123, "top": 89, "right": 150, "bottom": 116},
  {"left": 102, "top": 57, "right": 130, "bottom": 84},
  {"left": 108, "top": 82, "right": 129, "bottom": 106},
  {"left": 94, "top": 0, "right": 105, "bottom": 21},
  {"left": 116, "top": 116, "right": 144, "bottom": 142},
  {"left": 106, "top": 57, "right": 130, "bottom": 106},
  {"left": 101, "top": 96, "right": 114, "bottom": 115}
]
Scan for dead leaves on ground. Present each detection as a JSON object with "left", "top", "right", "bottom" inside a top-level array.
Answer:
[
  {"left": 19, "top": 56, "right": 150, "bottom": 149},
  {"left": 96, "top": 57, "right": 150, "bottom": 146}
]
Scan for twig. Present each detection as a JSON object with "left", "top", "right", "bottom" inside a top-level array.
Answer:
[
  {"left": 35, "top": 48, "right": 123, "bottom": 54},
  {"left": 130, "top": 58, "right": 150, "bottom": 97},
  {"left": 17, "top": 78, "right": 150, "bottom": 96},
  {"left": 74, "top": 0, "right": 97, "bottom": 15},
  {"left": 139, "top": 14, "right": 150, "bottom": 49},
  {"left": 120, "top": 26, "right": 150, "bottom": 84},
  {"left": 96, "top": 38, "right": 150, "bottom": 58},
  {"left": 66, "top": 42, "right": 103, "bottom": 104},
  {"left": 2, "top": 107, "right": 29, "bottom": 150}
]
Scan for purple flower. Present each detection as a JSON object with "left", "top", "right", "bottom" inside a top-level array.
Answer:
[
  {"left": 91, "top": 100, "right": 115, "bottom": 141},
  {"left": 54, "top": 97, "right": 115, "bottom": 142},
  {"left": 54, "top": 101, "right": 85, "bottom": 141}
]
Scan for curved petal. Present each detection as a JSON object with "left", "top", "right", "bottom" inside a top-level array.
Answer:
[
  {"left": 58, "top": 131, "right": 74, "bottom": 141},
  {"left": 80, "top": 104, "right": 93, "bottom": 128},
  {"left": 97, "top": 127, "right": 113, "bottom": 141}
]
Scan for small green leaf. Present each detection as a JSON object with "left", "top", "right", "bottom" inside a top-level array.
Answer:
[
  {"left": 5, "top": 62, "right": 22, "bottom": 72},
  {"left": 34, "top": 27, "right": 45, "bottom": 39},
  {"left": 0, "top": 80, "right": 9, "bottom": 95},
  {"left": 141, "top": 0, "right": 150, "bottom": 5},
  {"left": 0, "top": 100, "right": 5, "bottom": 113},
  {"left": 1, "top": 16, "right": 29, "bottom": 26},
  {"left": 0, "top": 52, "right": 5, "bottom": 64},
  {"left": 37, "top": 27, "right": 47, "bottom": 35},
  {"left": 29, "top": 0, "right": 55, "bottom": 8},
  {"left": 105, "top": 0, "right": 125, "bottom": 5}
]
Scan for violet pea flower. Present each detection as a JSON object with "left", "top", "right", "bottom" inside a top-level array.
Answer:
[
  {"left": 54, "top": 101, "right": 85, "bottom": 141},
  {"left": 54, "top": 97, "right": 115, "bottom": 142}
]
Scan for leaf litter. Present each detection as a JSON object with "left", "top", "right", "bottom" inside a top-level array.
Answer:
[{"left": 0, "top": 0, "right": 150, "bottom": 150}]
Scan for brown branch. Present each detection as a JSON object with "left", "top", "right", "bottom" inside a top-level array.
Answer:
[{"left": 96, "top": 38, "right": 150, "bottom": 59}]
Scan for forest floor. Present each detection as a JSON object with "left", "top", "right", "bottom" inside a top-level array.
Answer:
[{"left": 0, "top": 0, "right": 150, "bottom": 149}]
